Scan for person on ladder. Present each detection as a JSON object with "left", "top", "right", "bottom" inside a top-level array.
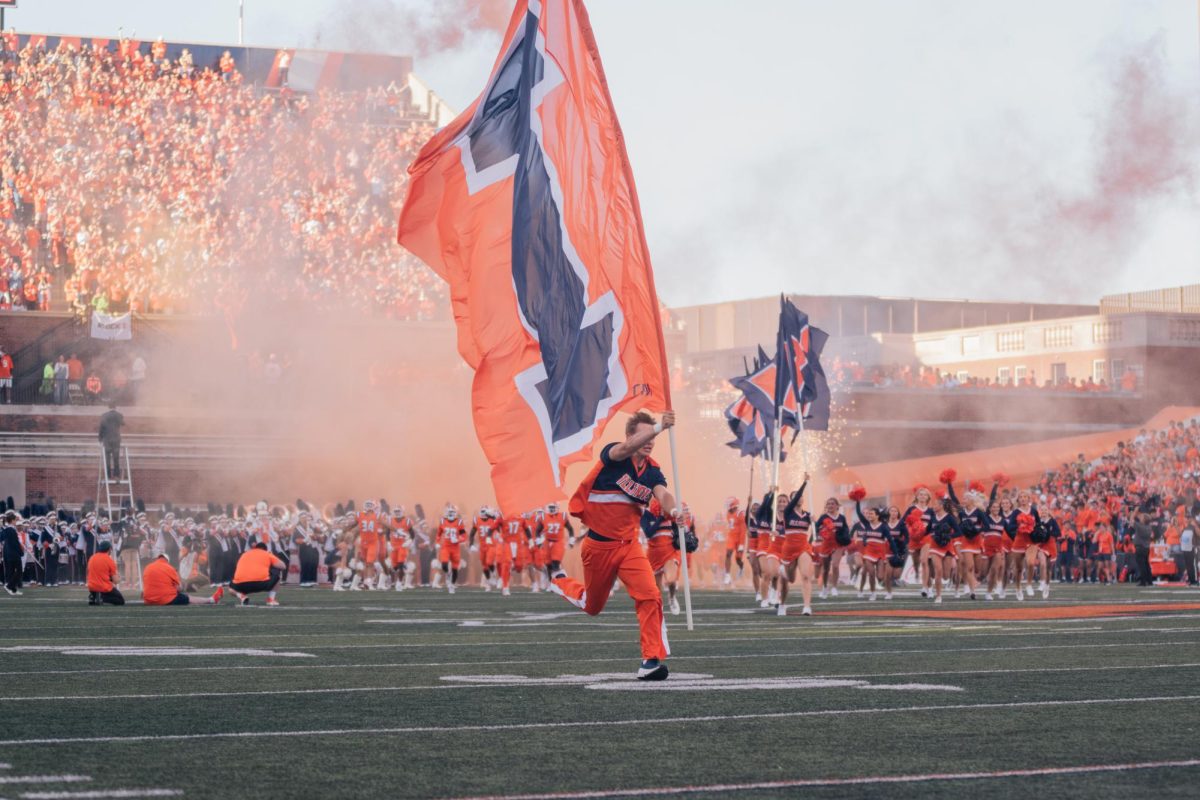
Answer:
[{"left": 98, "top": 402, "right": 124, "bottom": 479}]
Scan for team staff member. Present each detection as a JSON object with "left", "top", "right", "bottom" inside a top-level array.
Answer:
[
  {"left": 86, "top": 540, "right": 124, "bottom": 605},
  {"left": 2, "top": 510, "right": 24, "bottom": 596},
  {"left": 143, "top": 551, "right": 222, "bottom": 606},
  {"left": 551, "top": 410, "right": 678, "bottom": 681},
  {"left": 230, "top": 542, "right": 287, "bottom": 606}
]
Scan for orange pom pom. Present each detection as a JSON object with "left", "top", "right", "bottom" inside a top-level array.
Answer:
[
  {"left": 939, "top": 468, "right": 957, "bottom": 485},
  {"left": 992, "top": 472, "right": 1010, "bottom": 486},
  {"left": 848, "top": 486, "right": 867, "bottom": 502},
  {"left": 968, "top": 479, "right": 986, "bottom": 494}
]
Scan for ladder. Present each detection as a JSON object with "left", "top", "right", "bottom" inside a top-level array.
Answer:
[{"left": 97, "top": 444, "right": 134, "bottom": 521}]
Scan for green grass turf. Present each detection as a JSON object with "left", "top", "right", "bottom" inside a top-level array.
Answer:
[{"left": 1, "top": 582, "right": 1199, "bottom": 799}]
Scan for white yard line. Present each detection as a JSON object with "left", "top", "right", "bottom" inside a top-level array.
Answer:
[
  {"left": 438, "top": 759, "right": 1200, "bottom": 799},
  {"left": 19, "top": 791, "right": 182, "bottom": 800},
  {"left": 2, "top": 694, "right": 1197, "bottom": 746},
  {"left": 3, "top": 660, "right": 1200, "bottom": 703},
  {"left": 0, "top": 777, "right": 90, "bottom": 786},
  {"left": 0, "top": 639, "right": 1196, "bottom": 679}
]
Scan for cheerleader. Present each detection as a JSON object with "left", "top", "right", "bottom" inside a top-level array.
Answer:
[
  {"left": 904, "top": 487, "right": 936, "bottom": 597},
  {"left": 754, "top": 490, "right": 785, "bottom": 609},
  {"left": 851, "top": 487, "right": 888, "bottom": 601},
  {"left": 982, "top": 495, "right": 1008, "bottom": 599},
  {"left": 944, "top": 473, "right": 990, "bottom": 600},
  {"left": 1030, "top": 513, "right": 1060, "bottom": 599},
  {"left": 881, "top": 506, "right": 908, "bottom": 599},
  {"left": 815, "top": 497, "right": 851, "bottom": 598},
  {"left": 1006, "top": 489, "right": 1042, "bottom": 601},
  {"left": 745, "top": 499, "right": 765, "bottom": 603},
  {"left": 777, "top": 476, "right": 813, "bottom": 616},
  {"left": 925, "top": 495, "right": 961, "bottom": 603}
]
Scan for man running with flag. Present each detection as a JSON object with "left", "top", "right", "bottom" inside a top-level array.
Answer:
[{"left": 551, "top": 410, "right": 678, "bottom": 680}]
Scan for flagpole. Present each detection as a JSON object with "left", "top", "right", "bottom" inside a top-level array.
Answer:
[
  {"left": 770, "top": 408, "right": 784, "bottom": 541},
  {"left": 668, "top": 428, "right": 694, "bottom": 631}
]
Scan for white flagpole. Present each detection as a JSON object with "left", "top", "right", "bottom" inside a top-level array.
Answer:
[
  {"left": 667, "top": 428, "right": 694, "bottom": 631},
  {"left": 770, "top": 408, "right": 784, "bottom": 532}
]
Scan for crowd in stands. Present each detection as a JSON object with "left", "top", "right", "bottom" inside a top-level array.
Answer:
[
  {"left": 0, "top": 32, "right": 446, "bottom": 320},
  {"left": 1026, "top": 419, "right": 1199, "bottom": 583},
  {"left": 829, "top": 360, "right": 1139, "bottom": 393}
]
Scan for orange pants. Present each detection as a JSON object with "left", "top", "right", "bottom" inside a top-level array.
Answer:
[{"left": 552, "top": 536, "right": 668, "bottom": 661}]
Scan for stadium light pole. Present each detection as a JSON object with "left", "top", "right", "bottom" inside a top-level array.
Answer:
[{"left": 238, "top": 0, "right": 245, "bottom": 45}]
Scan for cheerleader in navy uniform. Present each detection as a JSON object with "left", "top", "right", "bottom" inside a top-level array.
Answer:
[
  {"left": 944, "top": 471, "right": 990, "bottom": 600},
  {"left": 881, "top": 506, "right": 908, "bottom": 599},
  {"left": 851, "top": 487, "right": 888, "bottom": 601},
  {"left": 814, "top": 498, "right": 851, "bottom": 599},
  {"left": 925, "top": 495, "right": 961, "bottom": 603},
  {"left": 777, "top": 477, "right": 814, "bottom": 616},
  {"left": 904, "top": 486, "right": 936, "bottom": 598},
  {"left": 1007, "top": 490, "right": 1042, "bottom": 601}
]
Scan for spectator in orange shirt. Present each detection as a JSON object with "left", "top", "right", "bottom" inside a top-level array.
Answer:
[
  {"left": 229, "top": 542, "right": 286, "bottom": 606},
  {"left": 142, "top": 551, "right": 222, "bottom": 606},
  {"left": 86, "top": 540, "right": 124, "bottom": 605}
]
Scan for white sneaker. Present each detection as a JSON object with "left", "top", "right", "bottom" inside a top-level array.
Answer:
[
  {"left": 869, "top": 592, "right": 876, "bottom": 602},
  {"left": 760, "top": 599, "right": 770, "bottom": 608},
  {"left": 856, "top": 590, "right": 864, "bottom": 599},
  {"left": 483, "top": 583, "right": 491, "bottom": 593},
  {"left": 723, "top": 573, "right": 732, "bottom": 586},
  {"left": 934, "top": 596, "right": 943, "bottom": 604},
  {"left": 1025, "top": 585, "right": 1034, "bottom": 597},
  {"left": 829, "top": 587, "right": 839, "bottom": 597},
  {"left": 998, "top": 588, "right": 1007, "bottom": 599},
  {"left": 801, "top": 606, "right": 812, "bottom": 616},
  {"left": 818, "top": 589, "right": 827, "bottom": 600},
  {"left": 1016, "top": 589, "right": 1024, "bottom": 601},
  {"left": 984, "top": 592, "right": 993, "bottom": 601},
  {"left": 955, "top": 588, "right": 964, "bottom": 599},
  {"left": 448, "top": 584, "right": 456, "bottom": 594},
  {"left": 768, "top": 588, "right": 779, "bottom": 604},
  {"left": 502, "top": 587, "right": 511, "bottom": 596},
  {"left": 1041, "top": 584, "right": 1049, "bottom": 599},
  {"left": 332, "top": 583, "right": 345, "bottom": 592},
  {"left": 776, "top": 604, "right": 788, "bottom": 616},
  {"left": 755, "top": 592, "right": 762, "bottom": 603},
  {"left": 394, "top": 581, "right": 403, "bottom": 592},
  {"left": 884, "top": 592, "right": 892, "bottom": 600},
  {"left": 669, "top": 597, "right": 680, "bottom": 616}
]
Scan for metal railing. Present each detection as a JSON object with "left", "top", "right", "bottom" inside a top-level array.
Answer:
[{"left": 0, "top": 432, "right": 290, "bottom": 467}]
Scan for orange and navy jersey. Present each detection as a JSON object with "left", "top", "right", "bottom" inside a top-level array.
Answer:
[
  {"left": 357, "top": 511, "right": 382, "bottom": 543},
  {"left": 726, "top": 511, "right": 747, "bottom": 539},
  {"left": 569, "top": 443, "right": 666, "bottom": 541},
  {"left": 437, "top": 518, "right": 467, "bottom": 545},
  {"left": 540, "top": 512, "right": 569, "bottom": 541}
]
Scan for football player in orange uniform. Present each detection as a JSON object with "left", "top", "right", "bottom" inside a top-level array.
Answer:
[
  {"left": 495, "top": 513, "right": 531, "bottom": 595},
  {"left": 344, "top": 500, "right": 388, "bottom": 590},
  {"left": 387, "top": 507, "right": 415, "bottom": 591},
  {"left": 470, "top": 507, "right": 502, "bottom": 591},
  {"left": 535, "top": 502, "right": 576, "bottom": 591},
  {"left": 723, "top": 497, "right": 747, "bottom": 586},
  {"left": 436, "top": 506, "right": 468, "bottom": 594}
]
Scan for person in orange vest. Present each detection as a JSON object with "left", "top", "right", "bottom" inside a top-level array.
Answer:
[
  {"left": 228, "top": 542, "right": 287, "bottom": 606},
  {"left": 86, "top": 540, "right": 124, "bottom": 605},
  {"left": 142, "top": 551, "right": 222, "bottom": 606},
  {"left": 84, "top": 372, "right": 103, "bottom": 404}
]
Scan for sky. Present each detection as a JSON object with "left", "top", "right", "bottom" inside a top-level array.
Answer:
[{"left": 13, "top": 0, "right": 1200, "bottom": 307}]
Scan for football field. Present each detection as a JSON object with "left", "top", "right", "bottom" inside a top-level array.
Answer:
[{"left": 2, "top": 584, "right": 1200, "bottom": 799}]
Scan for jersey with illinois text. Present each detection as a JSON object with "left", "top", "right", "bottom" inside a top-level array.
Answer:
[{"left": 570, "top": 443, "right": 667, "bottom": 541}]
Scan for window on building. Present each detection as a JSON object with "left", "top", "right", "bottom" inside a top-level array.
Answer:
[
  {"left": 1110, "top": 358, "right": 1125, "bottom": 383},
  {"left": 1092, "top": 320, "right": 1122, "bottom": 343},
  {"left": 996, "top": 330, "right": 1025, "bottom": 352},
  {"left": 1168, "top": 318, "right": 1200, "bottom": 341},
  {"left": 997, "top": 366, "right": 1012, "bottom": 385},
  {"left": 1092, "top": 359, "right": 1106, "bottom": 384},
  {"left": 956, "top": 370, "right": 970, "bottom": 383},
  {"left": 961, "top": 335, "right": 980, "bottom": 356},
  {"left": 1050, "top": 363, "right": 1067, "bottom": 385},
  {"left": 1043, "top": 326, "right": 1074, "bottom": 348}
]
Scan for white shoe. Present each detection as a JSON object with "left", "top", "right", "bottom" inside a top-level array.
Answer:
[
  {"left": 869, "top": 592, "right": 876, "bottom": 602},
  {"left": 776, "top": 604, "right": 788, "bottom": 616},
  {"left": 530, "top": 586, "right": 539, "bottom": 594},
  {"left": 955, "top": 588, "right": 964, "bottom": 599},
  {"left": 483, "top": 583, "right": 491, "bottom": 593},
  {"left": 502, "top": 587, "right": 511, "bottom": 596},
  {"left": 818, "top": 589, "right": 827, "bottom": 600},
  {"left": 760, "top": 599, "right": 770, "bottom": 608},
  {"left": 1041, "top": 584, "right": 1049, "bottom": 599},
  {"left": 723, "top": 573, "right": 732, "bottom": 586},
  {"left": 984, "top": 592, "right": 993, "bottom": 601},
  {"left": 768, "top": 588, "right": 778, "bottom": 604},
  {"left": 884, "top": 592, "right": 892, "bottom": 600},
  {"left": 829, "top": 587, "right": 839, "bottom": 597},
  {"left": 448, "top": 584, "right": 456, "bottom": 594},
  {"left": 669, "top": 597, "right": 681, "bottom": 616},
  {"left": 394, "top": 581, "right": 403, "bottom": 592},
  {"left": 1016, "top": 589, "right": 1024, "bottom": 601},
  {"left": 755, "top": 592, "right": 762, "bottom": 603},
  {"left": 332, "top": 583, "right": 345, "bottom": 591},
  {"left": 998, "top": 588, "right": 1007, "bottom": 599},
  {"left": 801, "top": 605, "right": 812, "bottom": 616},
  {"left": 934, "top": 596, "right": 943, "bottom": 604},
  {"left": 856, "top": 590, "right": 864, "bottom": 599},
  {"left": 1025, "top": 585, "right": 1034, "bottom": 597}
]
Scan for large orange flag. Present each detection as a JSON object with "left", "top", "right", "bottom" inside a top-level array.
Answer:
[{"left": 397, "top": 0, "right": 670, "bottom": 516}]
